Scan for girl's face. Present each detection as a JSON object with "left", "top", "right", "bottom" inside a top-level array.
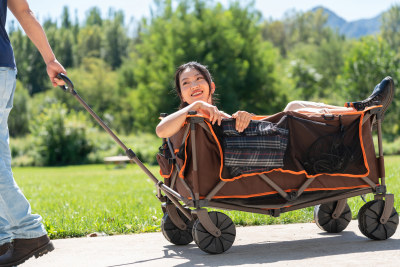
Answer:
[{"left": 179, "top": 68, "right": 215, "bottom": 105}]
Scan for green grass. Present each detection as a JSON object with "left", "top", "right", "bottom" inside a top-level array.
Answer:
[
  {"left": 14, "top": 156, "right": 400, "bottom": 239},
  {"left": 14, "top": 164, "right": 162, "bottom": 239}
]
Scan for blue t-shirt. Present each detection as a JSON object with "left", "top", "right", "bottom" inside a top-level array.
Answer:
[{"left": 0, "top": 0, "right": 16, "bottom": 68}]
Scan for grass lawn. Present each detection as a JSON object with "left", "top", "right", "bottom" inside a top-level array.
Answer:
[{"left": 14, "top": 156, "right": 400, "bottom": 239}]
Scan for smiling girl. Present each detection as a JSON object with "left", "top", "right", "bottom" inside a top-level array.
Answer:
[{"left": 156, "top": 62, "right": 253, "bottom": 138}]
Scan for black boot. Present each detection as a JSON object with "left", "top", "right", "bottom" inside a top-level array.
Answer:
[
  {"left": 0, "top": 235, "right": 54, "bottom": 267},
  {"left": 345, "top": 77, "right": 395, "bottom": 119}
]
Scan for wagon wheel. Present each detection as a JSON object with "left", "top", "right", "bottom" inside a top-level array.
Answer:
[
  {"left": 358, "top": 200, "right": 399, "bottom": 240},
  {"left": 161, "top": 208, "right": 194, "bottom": 245},
  {"left": 314, "top": 201, "right": 352, "bottom": 233},
  {"left": 192, "top": 211, "right": 236, "bottom": 254}
]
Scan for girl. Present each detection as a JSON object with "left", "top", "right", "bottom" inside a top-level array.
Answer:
[
  {"left": 156, "top": 61, "right": 254, "bottom": 138},
  {"left": 156, "top": 61, "right": 392, "bottom": 138}
]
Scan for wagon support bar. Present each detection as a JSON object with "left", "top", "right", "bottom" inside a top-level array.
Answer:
[
  {"left": 56, "top": 74, "right": 193, "bottom": 221},
  {"left": 207, "top": 188, "right": 373, "bottom": 216}
]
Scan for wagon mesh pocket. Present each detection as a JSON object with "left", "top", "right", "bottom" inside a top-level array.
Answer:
[
  {"left": 221, "top": 116, "right": 289, "bottom": 176},
  {"left": 156, "top": 141, "right": 173, "bottom": 178},
  {"left": 302, "top": 116, "right": 362, "bottom": 175}
]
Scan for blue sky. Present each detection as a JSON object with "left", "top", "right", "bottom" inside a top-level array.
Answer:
[{"left": 6, "top": 0, "right": 400, "bottom": 25}]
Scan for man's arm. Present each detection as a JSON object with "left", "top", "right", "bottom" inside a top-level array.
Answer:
[{"left": 7, "top": 0, "right": 65, "bottom": 86}]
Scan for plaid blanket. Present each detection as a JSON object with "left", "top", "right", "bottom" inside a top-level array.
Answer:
[
  {"left": 221, "top": 118, "right": 289, "bottom": 177},
  {"left": 222, "top": 119, "right": 288, "bottom": 137},
  {"left": 223, "top": 135, "right": 288, "bottom": 150}
]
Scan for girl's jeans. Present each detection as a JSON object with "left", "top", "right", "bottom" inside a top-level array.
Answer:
[{"left": 0, "top": 67, "right": 46, "bottom": 245}]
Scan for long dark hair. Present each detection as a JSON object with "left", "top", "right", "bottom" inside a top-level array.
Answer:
[{"left": 174, "top": 61, "right": 217, "bottom": 109}]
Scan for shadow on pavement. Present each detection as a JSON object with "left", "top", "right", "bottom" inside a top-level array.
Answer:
[{"left": 112, "top": 231, "right": 400, "bottom": 267}]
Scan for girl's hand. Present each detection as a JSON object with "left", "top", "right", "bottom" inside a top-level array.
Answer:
[
  {"left": 192, "top": 101, "right": 229, "bottom": 126},
  {"left": 232, "top": 111, "right": 254, "bottom": 132}
]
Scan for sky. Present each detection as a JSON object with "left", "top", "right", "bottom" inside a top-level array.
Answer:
[{"left": 6, "top": 0, "right": 400, "bottom": 26}]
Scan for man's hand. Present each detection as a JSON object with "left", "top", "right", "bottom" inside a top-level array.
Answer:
[{"left": 46, "top": 59, "right": 66, "bottom": 87}]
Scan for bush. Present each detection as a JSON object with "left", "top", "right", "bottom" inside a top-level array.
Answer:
[
  {"left": 86, "top": 131, "right": 160, "bottom": 165},
  {"left": 10, "top": 131, "right": 161, "bottom": 167},
  {"left": 382, "top": 137, "right": 400, "bottom": 155},
  {"left": 30, "top": 103, "right": 93, "bottom": 166},
  {"left": 10, "top": 135, "right": 36, "bottom": 167},
  {"left": 118, "top": 133, "right": 160, "bottom": 165}
]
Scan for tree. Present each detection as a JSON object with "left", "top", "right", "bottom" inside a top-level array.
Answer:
[
  {"left": 287, "top": 59, "right": 322, "bottom": 101},
  {"left": 340, "top": 36, "right": 398, "bottom": 100},
  {"left": 263, "top": 8, "right": 334, "bottom": 57},
  {"left": 339, "top": 36, "right": 400, "bottom": 137},
  {"left": 262, "top": 20, "right": 287, "bottom": 56},
  {"left": 52, "top": 57, "right": 122, "bottom": 130},
  {"left": 102, "top": 10, "right": 129, "bottom": 69},
  {"left": 57, "top": 29, "right": 74, "bottom": 68},
  {"left": 9, "top": 28, "right": 49, "bottom": 95},
  {"left": 381, "top": 4, "right": 400, "bottom": 50},
  {"left": 61, "top": 6, "right": 72, "bottom": 29},
  {"left": 285, "top": 33, "right": 347, "bottom": 102},
  {"left": 85, "top": 7, "right": 103, "bottom": 26},
  {"left": 129, "top": 0, "right": 283, "bottom": 131},
  {"left": 311, "top": 35, "right": 347, "bottom": 99},
  {"left": 44, "top": 24, "right": 75, "bottom": 68},
  {"left": 75, "top": 25, "right": 103, "bottom": 63}
]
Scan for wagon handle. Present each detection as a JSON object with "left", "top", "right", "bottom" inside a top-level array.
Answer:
[
  {"left": 56, "top": 74, "right": 131, "bottom": 154},
  {"left": 57, "top": 73, "right": 75, "bottom": 94},
  {"left": 52, "top": 73, "right": 191, "bottom": 214}
]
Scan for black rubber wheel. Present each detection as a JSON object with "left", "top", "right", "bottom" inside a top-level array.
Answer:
[
  {"left": 161, "top": 208, "right": 194, "bottom": 245},
  {"left": 358, "top": 200, "right": 399, "bottom": 240},
  {"left": 314, "top": 201, "right": 352, "bottom": 233},
  {"left": 192, "top": 211, "right": 236, "bottom": 254}
]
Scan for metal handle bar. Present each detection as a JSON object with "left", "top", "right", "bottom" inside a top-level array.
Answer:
[
  {"left": 55, "top": 73, "right": 191, "bottom": 219},
  {"left": 55, "top": 73, "right": 158, "bottom": 182},
  {"left": 57, "top": 73, "right": 75, "bottom": 93},
  {"left": 56, "top": 73, "right": 130, "bottom": 152}
]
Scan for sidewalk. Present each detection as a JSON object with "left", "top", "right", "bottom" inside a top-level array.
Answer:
[{"left": 22, "top": 220, "right": 400, "bottom": 267}]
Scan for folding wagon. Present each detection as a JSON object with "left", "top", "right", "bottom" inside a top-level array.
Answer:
[{"left": 57, "top": 74, "right": 399, "bottom": 254}]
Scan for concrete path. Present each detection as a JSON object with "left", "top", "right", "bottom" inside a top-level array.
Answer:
[{"left": 22, "top": 220, "right": 400, "bottom": 267}]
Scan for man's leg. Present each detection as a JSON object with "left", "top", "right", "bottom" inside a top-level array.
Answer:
[
  {"left": 0, "top": 67, "right": 46, "bottom": 243},
  {"left": 0, "top": 68, "right": 53, "bottom": 266}
]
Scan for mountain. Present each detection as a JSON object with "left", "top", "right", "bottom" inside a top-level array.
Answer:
[{"left": 311, "top": 6, "right": 382, "bottom": 38}]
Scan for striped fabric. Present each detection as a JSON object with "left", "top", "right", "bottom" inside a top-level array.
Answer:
[
  {"left": 222, "top": 120, "right": 288, "bottom": 137},
  {"left": 223, "top": 135, "right": 288, "bottom": 150},
  {"left": 221, "top": 118, "right": 289, "bottom": 177},
  {"left": 224, "top": 149, "right": 286, "bottom": 167}
]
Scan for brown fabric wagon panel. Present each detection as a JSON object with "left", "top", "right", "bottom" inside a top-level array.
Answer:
[
  {"left": 215, "top": 111, "right": 370, "bottom": 180},
  {"left": 283, "top": 112, "right": 367, "bottom": 176},
  {"left": 199, "top": 168, "right": 371, "bottom": 199},
  {"left": 161, "top": 110, "right": 379, "bottom": 199},
  {"left": 210, "top": 114, "right": 378, "bottom": 199}
]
